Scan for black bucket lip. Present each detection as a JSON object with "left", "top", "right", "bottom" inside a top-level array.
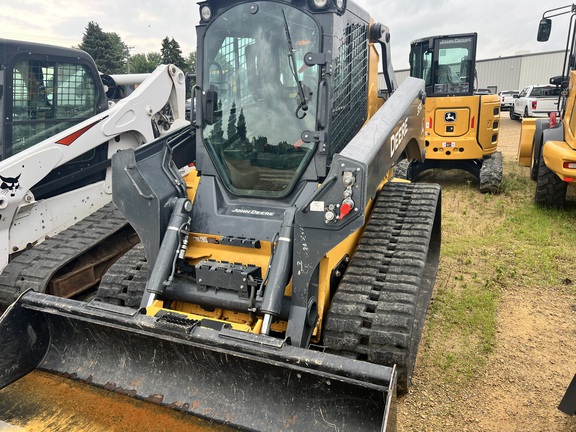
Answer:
[
  {"left": 17, "top": 291, "right": 395, "bottom": 389},
  {"left": 2, "top": 291, "right": 397, "bottom": 431}
]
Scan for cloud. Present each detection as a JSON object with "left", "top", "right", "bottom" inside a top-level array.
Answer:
[{"left": 0, "top": 0, "right": 571, "bottom": 70}]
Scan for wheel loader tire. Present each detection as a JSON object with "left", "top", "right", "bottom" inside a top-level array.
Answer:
[
  {"left": 96, "top": 243, "right": 148, "bottom": 308},
  {"left": 534, "top": 150, "right": 567, "bottom": 208},
  {"left": 530, "top": 142, "right": 540, "bottom": 181},
  {"left": 510, "top": 108, "right": 520, "bottom": 120},
  {"left": 479, "top": 152, "right": 503, "bottom": 194},
  {"left": 324, "top": 182, "right": 441, "bottom": 394}
]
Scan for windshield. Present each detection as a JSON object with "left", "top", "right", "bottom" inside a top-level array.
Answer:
[
  {"left": 411, "top": 36, "right": 475, "bottom": 96},
  {"left": 202, "top": 2, "right": 319, "bottom": 197}
]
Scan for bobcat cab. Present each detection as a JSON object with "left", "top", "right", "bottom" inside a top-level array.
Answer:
[{"left": 402, "top": 33, "right": 503, "bottom": 193}]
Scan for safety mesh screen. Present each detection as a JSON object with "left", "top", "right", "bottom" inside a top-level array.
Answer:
[
  {"left": 10, "top": 60, "right": 98, "bottom": 155},
  {"left": 330, "top": 23, "right": 368, "bottom": 156}
]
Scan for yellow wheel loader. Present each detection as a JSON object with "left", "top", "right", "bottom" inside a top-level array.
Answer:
[
  {"left": 398, "top": 33, "right": 503, "bottom": 193},
  {"left": 0, "top": 1, "right": 441, "bottom": 430},
  {"left": 518, "top": 5, "right": 576, "bottom": 209}
]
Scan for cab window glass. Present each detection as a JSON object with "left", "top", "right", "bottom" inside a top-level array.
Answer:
[{"left": 11, "top": 60, "right": 98, "bottom": 156}]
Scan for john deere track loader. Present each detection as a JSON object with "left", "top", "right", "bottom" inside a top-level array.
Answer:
[
  {"left": 0, "top": 1, "right": 441, "bottom": 430},
  {"left": 398, "top": 33, "right": 503, "bottom": 193}
]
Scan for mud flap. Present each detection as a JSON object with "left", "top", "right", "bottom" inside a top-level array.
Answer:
[
  {"left": 559, "top": 373, "right": 576, "bottom": 415},
  {"left": 0, "top": 291, "right": 397, "bottom": 432}
]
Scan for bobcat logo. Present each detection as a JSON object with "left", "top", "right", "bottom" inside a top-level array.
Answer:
[{"left": 1, "top": 174, "right": 21, "bottom": 197}]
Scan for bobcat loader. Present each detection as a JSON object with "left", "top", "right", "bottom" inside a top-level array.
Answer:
[
  {"left": 0, "top": 43, "right": 190, "bottom": 307},
  {"left": 0, "top": 1, "right": 441, "bottom": 430},
  {"left": 398, "top": 33, "right": 503, "bottom": 193}
]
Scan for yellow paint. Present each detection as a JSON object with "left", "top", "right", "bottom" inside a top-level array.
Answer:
[
  {"left": 517, "top": 117, "right": 537, "bottom": 166},
  {"left": 521, "top": 70, "right": 576, "bottom": 181},
  {"left": 425, "top": 94, "right": 500, "bottom": 160},
  {"left": 543, "top": 140, "right": 576, "bottom": 179},
  {"left": 366, "top": 21, "right": 385, "bottom": 121}
]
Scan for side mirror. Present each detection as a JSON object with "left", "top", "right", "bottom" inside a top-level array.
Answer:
[
  {"left": 537, "top": 18, "right": 552, "bottom": 42},
  {"left": 202, "top": 86, "right": 218, "bottom": 125},
  {"left": 513, "top": 94, "right": 519, "bottom": 99}
]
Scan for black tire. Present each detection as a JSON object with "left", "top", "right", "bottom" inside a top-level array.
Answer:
[
  {"left": 324, "top": 182, "right": 441, "bottom": 393},
  {"left": 510, "top": 107, "right": 520, "bottom": 120},
  {"left": 534, "top": 149, "right": 567, "bottom": 208},
  {"left": 530, "top": 142, "right": 540, "bottom": 181},
  {"left": 96, "top": 243, "right": 148, "bottom": 308},
  {"left": 524, "top": 107, "right": 530, "bottom": 118}
]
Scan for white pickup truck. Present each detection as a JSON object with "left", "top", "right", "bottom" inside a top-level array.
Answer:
[{"left": 510, "top": 84, "right": 561, "bottom": 119}]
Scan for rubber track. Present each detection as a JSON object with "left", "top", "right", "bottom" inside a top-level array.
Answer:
[
  {"left": 96, "top": 242, "right": 148, "bottom": 308},
  {"left": 324, "top": 182, "right": 441, "bottom": 393},
  {"left": 479, "top": 151, "right": 503, "bottom": 194},
  {"left": 0, "top": 202, "right": 129, "bottom": 309}
]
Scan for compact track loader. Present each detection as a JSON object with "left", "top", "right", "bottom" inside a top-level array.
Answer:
[
  {"left": 398, "top": 33, "right": 503, "bottom": 193},
  {"left": 0, "top": 1, "right": 441, "bottom": 430}
]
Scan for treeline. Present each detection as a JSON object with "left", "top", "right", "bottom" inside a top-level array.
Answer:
[{"left": 77, "top": 21, "right": 196, "bottom": 75}]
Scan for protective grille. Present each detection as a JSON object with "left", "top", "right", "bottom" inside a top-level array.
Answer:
[
  {"left": 330, "top": 23, "right": 368, "bottom": 156},
  {"left": 11, "top": 60, "right": 98, "bottom": 155}
]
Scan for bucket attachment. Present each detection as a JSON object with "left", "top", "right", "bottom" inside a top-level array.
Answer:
[
  {"left": 0, "top": 291, "right": 397, "bottom": 431},
  {"left": 559, "top": 373, "right": 576, "bottom": 415}
]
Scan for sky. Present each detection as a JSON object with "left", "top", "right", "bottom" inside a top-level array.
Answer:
[{"left": 0, "top": 0, "right": 574, "bottom": 70}]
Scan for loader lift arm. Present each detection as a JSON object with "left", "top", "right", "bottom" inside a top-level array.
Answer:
[{"left": 0, "top": 64, "right": 188, "bottom": 306}]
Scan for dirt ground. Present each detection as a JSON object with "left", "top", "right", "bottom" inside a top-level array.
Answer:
[{"left": 397, "top": 117, "right": 576, "bottom": 432}]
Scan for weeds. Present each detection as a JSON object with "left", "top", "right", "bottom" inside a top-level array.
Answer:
[{"left": 419, "top": 157, "right": 576, "bottom": 387}]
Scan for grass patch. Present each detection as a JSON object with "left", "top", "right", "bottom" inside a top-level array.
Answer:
[{"left": 417, "top": 158, "right": 576, "bottom": 387}]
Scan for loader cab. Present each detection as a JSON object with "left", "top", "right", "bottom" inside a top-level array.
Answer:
[
  {"left": 410, "top": 33, "right": 477, "bottom": 97},
  {"left": 199, "top": 2, "right": 319, "bottom": 197},
  {"left": 195, "top": 0, "right": 376, "bottom": 198},
  {"left": 0, "top": 39, "right": 109, "bottom": 199}
]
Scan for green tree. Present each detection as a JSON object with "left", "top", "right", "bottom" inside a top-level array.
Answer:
[
  {"left": 78, "top": 22, "right": 129, "bottom": 74},
  {"left": 227, "top": 101, "right": 237, "bottom": 141},
  {"left": 160, "top": 37, "right": 186, "bottom": 70},
  {"left": 237, "top": 108, "right": 247, "bottom": 142},
  {"left": 108, "top": 33, "right": 130, "bottom": 73},
  {"left": 185, "top": 51, "right": 197, "bottom": 74},
  {"left": 129, "top": 52, "right": 161, "bottom": 73}
]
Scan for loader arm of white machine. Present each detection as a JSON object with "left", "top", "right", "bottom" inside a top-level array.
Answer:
[{"left": 0, "top": 64, "right": 188, "bottom": 272}]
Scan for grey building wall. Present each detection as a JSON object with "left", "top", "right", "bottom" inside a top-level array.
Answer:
[{"left": 385, "top": 50, "right": 566, "bottom": 94}]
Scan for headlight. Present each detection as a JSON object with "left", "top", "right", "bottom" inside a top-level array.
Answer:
[
  {"left": 310, "top": 0, "right": 329, "bottom": 10},
  {"left": 334, "top": 0, "right": 346, "bottom": 12},
  {"left": 200, "top": 5, "right": 212, "bottom": 21}
]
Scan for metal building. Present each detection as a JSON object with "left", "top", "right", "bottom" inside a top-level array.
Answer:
[{"left": 388, "top": 50, "right": 566, "bottom": 94}]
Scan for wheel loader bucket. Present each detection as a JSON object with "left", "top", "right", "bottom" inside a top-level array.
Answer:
[{"left": 0, "top": 291, "right": 397, "bottom": 431}]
